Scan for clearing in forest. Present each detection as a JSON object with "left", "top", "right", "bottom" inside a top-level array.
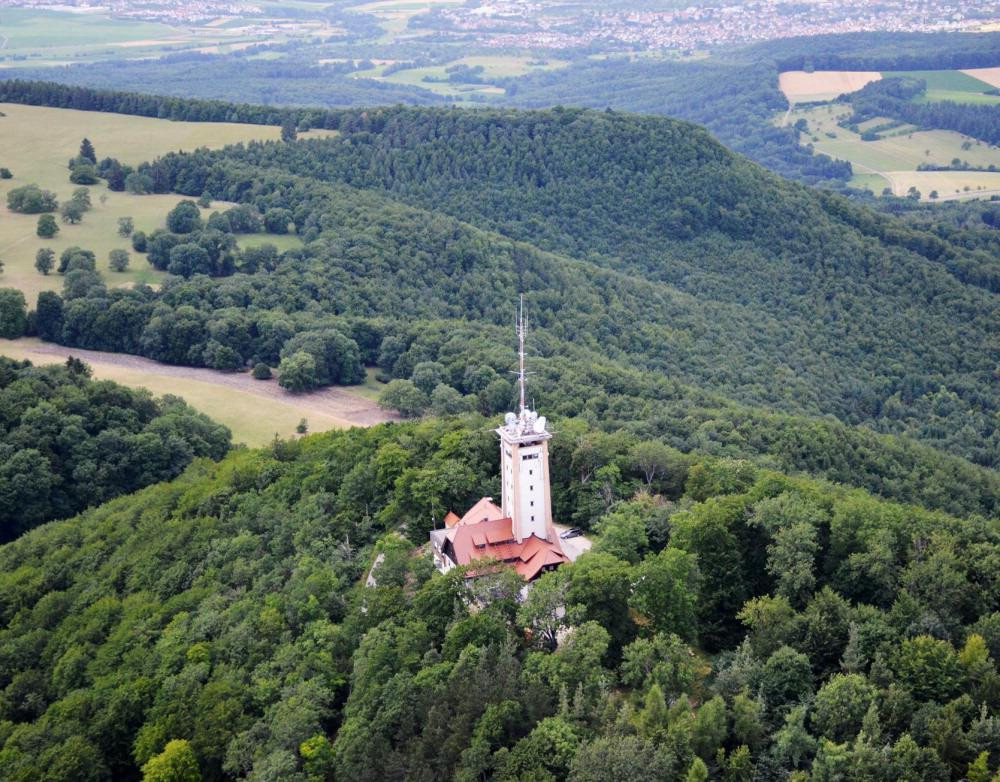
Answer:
[{"left": 0, "top": 338, "right": 396, "bottom": 446}]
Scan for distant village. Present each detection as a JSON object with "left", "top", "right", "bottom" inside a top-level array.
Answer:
[{"left": 424, "top": 0, "right": 1000, "bottom": 51}]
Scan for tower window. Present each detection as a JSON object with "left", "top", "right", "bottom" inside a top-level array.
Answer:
[{"left": 531, "top": 515, "right": 535, "bottom": 521}]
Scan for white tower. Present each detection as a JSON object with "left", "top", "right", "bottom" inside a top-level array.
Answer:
[{"left": 496, "top": 295, "right": 554, "bottom": 542}]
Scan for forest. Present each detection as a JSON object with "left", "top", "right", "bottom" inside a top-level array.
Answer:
[
  {"left": 0, "top": 356, "right": 231, "bottom": 541},
  {"left": 88, "top": 106, "right": 1000, "bottom": 469},
  {"left": 1, "top": 416, "right": 1000, "bottom": 780},
  {"left": 0, "top": 96, "right": 991, "bottom": 482}
]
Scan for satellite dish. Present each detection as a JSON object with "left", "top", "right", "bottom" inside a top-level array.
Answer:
[
  {"left": 534, "top": 416, "right": 547, "bottom": 433},
  {"left": 504, "top": 412, "right": 517, "bottom": 427}
]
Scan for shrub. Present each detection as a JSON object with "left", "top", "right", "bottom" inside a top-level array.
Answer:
[
  {"left": 69, "top": 164, "right": 99, "bottom": 185},
  {"left": 108, "top": 249, "right": 130, "bottom": 272},
  {"left": 166, "top": 200, "right": 202, "bottom": 234},
  {"left": 36, "top": 214, "right": 58, "bottom": 239},
  {"left": 60, "top": 201, "right": 85, "bottom": 224},
  {"left": 7, "top": 184, "right": 57, "bottom": 214},
  {"left": 378, "top": 379, "right": 428, "bottom": 418},
  {"left": 124, "top": 172, "right": 153, "bottom": 194},
  {"left": 263, "top": 208, "right": 293, "bottom": 234},
  {"left": 35, "top": 248, "right": 54, "bottom": 275}
]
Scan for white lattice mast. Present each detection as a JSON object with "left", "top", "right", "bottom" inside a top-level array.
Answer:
[{"left": 517, "top": 293, "right": 527, "bottom": 415}]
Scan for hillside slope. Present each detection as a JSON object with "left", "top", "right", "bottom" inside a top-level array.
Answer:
[
  {"left": 1, "top": 420, "right": 999, "bottom": 780},
  {"left": 141, "top": 107, "right": 998, "bottom": 468}
]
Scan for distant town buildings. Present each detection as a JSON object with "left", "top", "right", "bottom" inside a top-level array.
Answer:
[
  {"left": 2, "top": 0, "right": 261, "bottom": 25},
  {"left": 424, "top": 0, "right": 1000, "bottom": 52}
]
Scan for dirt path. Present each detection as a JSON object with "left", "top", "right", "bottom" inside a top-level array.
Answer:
[{"left": 3, "top": 340, "right": 398, "bottom": 428}]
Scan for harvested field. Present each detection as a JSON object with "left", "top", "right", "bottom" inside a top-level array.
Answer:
[
  {"left": 963, "top": 67, "right": 1000, "bottom": 89},
  {"left": 779, "top": 70, "right": 881, "bottom": 102}
]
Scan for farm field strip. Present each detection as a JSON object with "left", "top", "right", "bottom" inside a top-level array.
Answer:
[
  {"left": 778, "top": 70, "right": 882, "bottom": 102},
  {"left": 964, "top": 67, "right": 1000, "bottom": 88},
  {"left": 780, "top": 67, "right": 1000, "bottom": 104}
]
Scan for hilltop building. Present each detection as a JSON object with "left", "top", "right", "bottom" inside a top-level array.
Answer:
[{"left": 430, "top": 297, "right": 569, "bottom": 581}]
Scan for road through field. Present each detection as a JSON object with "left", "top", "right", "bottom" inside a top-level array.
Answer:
[{"left": 0, "top": 339, "right": 399, "bottom": 444}]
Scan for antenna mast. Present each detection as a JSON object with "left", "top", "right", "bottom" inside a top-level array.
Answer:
[{"left": 517, "top": 293, "right": 527, "bottom": 414}]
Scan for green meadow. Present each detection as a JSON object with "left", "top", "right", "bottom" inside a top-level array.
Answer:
[
  {"left": 785, "top": 102, "right": 1000, "bottom": 199},
  {"left": 0, "top": 103, "right": 328, "bottom": 301}
]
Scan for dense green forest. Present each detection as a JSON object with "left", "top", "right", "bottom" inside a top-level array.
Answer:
[
  {"left": 2, "top": 417, "right": 1000, "bottom": 780},
  {"left": 0, "top": 67, "right": 999, "bottom": 782},
  {"left": 0, "top": 80, "right": 354, "bottom": 129},
  {"left": 0, "top": 93, "right": 989, "bottom": 520},
  {"left": 0, "top": 356, "right": 230, "bottom": 541},
  {"left": 761, "top": 31, "right": 1000, "bottom": 72},
  {"left": 502, "top": 58, "right": 851, "bottom": 185}
]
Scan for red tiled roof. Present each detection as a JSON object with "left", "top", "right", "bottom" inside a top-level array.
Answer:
[
  {"left": 443, "top": 511, "right": 461, "bottom": 528},
  {"left": 486, "top": 527, "right": 514, "bottom": 545},
  {"left": 447, "top": 508, "right": 569, "bottom": 581}
]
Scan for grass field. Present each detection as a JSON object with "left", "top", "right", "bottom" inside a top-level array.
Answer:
[
  {"left": 886, "top": 69, "right": 996, "bottom": 92},
  {"left": 786, "top": 103, "right": 1000, "bottom": 200},
  {"left": 0, "top": 103, "right": 330, "bottom": 302},
  {"left": 347, "top": 0, "right": 464, "bottom": 44},
  {"left": 885, "top": 69, "right": 1000, "bottom": 105},
  {"left": 0, "top": 7, "right": 180, "bottom": 52},
  {"left": 0, "top": 338, "right": 393, "bottom": 446}
]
